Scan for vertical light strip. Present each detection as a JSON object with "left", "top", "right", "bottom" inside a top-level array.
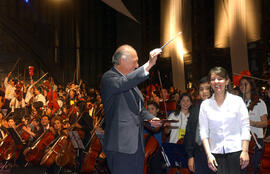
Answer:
[
  {"left": 161, "top": 0, "right": 188, "bottom": 91},
  {"left": 215, "top": 0, "right": 260, "bottom": 48},
  {"left": 162, "top": 0, "right": 186, "bottom": 60}
]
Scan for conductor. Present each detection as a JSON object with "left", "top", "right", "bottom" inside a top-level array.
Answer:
[{"left": 100, "top": 44, "right": 162, "bottom": 174}]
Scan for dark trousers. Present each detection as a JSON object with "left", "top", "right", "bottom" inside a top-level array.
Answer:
[
  {"left": 213, "top": 151, "right": 247, "bottom": 174},
  {"left": 194, "top": 147, "right": 215, "bottom": 174},
  {"left": 148, "top": 146, "right": 167, "bottom": 174},
  {"left": 105, "top": 138, "right": 144, "bottom": 174},
  {"left": 250, "top": 138, "right": 264, "bottom": 174}
]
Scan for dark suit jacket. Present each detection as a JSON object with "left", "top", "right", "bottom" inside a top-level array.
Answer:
[
  {"left": 101, "top": 66, "right": 154, "bottom": 154},
  {"left": 183, "top": 102, "right": 202, "bottom": 159}
]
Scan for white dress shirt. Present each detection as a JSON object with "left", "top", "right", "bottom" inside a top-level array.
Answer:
[
  {"left": 34, "top": 94, "right": 46, "bottom": 106},
  {"left": 25, "top": 84, "right": 34, "bottom": 104},
  {"left": 9, "top": 98, "right": 26, "bottom": 112},
  {"left": 199, "top": 92, "right": 250, "bottom": 154},
  {"left": 4, "top": 77, "right": 15, "bottom": 100}
]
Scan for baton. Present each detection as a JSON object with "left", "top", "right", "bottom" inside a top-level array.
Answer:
[{"left": 160, "top": 32, "right": 182, "bottom": 49}]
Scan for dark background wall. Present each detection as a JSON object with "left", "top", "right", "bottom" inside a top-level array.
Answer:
[{"left": 0, "top": 0, "right": 269, "bottom": 89}]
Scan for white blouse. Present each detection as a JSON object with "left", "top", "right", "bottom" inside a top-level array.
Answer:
[
  {"left": 199, "top": 92, "right": 250, "bottom": 154},
  {"left": 168, "top": 111, "right": 189, "bottom": 143},
  {"left": 246, "top": 99, "right": 268, "bottom": 138}
]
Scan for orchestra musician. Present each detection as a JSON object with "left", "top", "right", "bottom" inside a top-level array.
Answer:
[
  {"left": 184, "top": 76, "right": 215, "bottom": 173},
  {"left": 34, "top": 86, "right": 46, "bottom": 106},
  {"left": 3, "top": 72, "right": 16, "bottom": 113},
  {"left": 239, "top": 77, "right": 268, "bottom": 174}
]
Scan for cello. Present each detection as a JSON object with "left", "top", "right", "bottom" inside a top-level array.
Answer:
[
  {"left": 55, "top": 112, "right": 85, "bottom": 168},
  {"left": 40, "top": 134, "right": 68, "bottom": 167},
  {"left": 23, "top": 129, "right": 55, "bottom": 164},
  {"left": 144, "top": 133, "right": 160, "bottom": 174},
  {"left": 81, "top": 117, "right": 104, "bottom": 173},
  {"left": 2, "top": 122, "right": 32, "bottom": 161}
]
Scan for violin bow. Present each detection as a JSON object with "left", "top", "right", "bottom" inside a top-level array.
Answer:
[
  {"left": 157, "top": 70, "right": 168, "bottom": 118},
  {"left": 32, "top": 72, "right": 48, "bottom": 86},
  {"left": 10, "top": 57, "right": 21, "bottom": 74},
  {"left": 233, "top": 72, "right": 268, "bottom": 82}
]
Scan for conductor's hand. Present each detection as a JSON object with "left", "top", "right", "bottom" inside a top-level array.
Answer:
[
  {"left": 149, "top": 117, "right": 162, "bottom": 128},
  {"left": 146, "top": 48, "right": 162, "bottom": 72}
]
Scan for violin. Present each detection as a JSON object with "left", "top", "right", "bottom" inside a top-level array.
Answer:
[
  {"left": 247, "top": 95, "right": 260, "bottom": 111},
  {"left": 15, "top": 81, "right": 23, "bottom": 102}
]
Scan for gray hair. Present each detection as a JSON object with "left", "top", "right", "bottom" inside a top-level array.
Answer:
[{"left": 112, "top": 50, "right": 130, "bottom": 65}]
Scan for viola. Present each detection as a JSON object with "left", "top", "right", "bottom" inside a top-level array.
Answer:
[{"left": 23, "top": 130, "right": 55, "bottom": 164}]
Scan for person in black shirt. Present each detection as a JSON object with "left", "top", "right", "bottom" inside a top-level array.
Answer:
[{"left": 184, "top": 76, "right": 215, "bottom": 173}]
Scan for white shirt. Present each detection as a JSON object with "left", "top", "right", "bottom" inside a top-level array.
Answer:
[
  {"left": 34, "top": 94, "right": 46, "bottom": 106},
  {"left": 168, "top": 111, "right": 189, "bottom": 143},
  {"left": 199, "top": 92, "right": 250, "bottom": 154},
  {"left": 9, "top": 98, "right": 25, "bottom": 112},
  {"left": 4, "top": 77, "right": 15, "bottom": 100},
  {"left": 25, "top": 84, "right": 34, "bottom": 104},
  {"left": 246, "top": 99, "right": 268, "bottom": 138}
]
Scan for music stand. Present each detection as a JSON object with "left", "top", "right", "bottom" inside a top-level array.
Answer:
[
  {"left": 68, "top": 131, "right": 85, "bottom": 150},
  {"left": 7, "top": 128, "right": 24, "bottom": 166},
  {"left": 162, "top": 143, "right": 188, "bottom": 169}
]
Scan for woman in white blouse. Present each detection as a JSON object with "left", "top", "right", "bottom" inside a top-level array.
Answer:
[
  {"left": 239, "top": 77, "right": 268, "bottom": 174},
  {"left": 199, "top": 67, "right": 250, "bottom": 174},
  {"left": 165, "top": 92, "right": 192, "bottom": 143}
]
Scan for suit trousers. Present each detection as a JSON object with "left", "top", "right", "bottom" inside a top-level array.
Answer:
[{"left": 106, "top": 135, "right": 144, "bottom": 174}]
